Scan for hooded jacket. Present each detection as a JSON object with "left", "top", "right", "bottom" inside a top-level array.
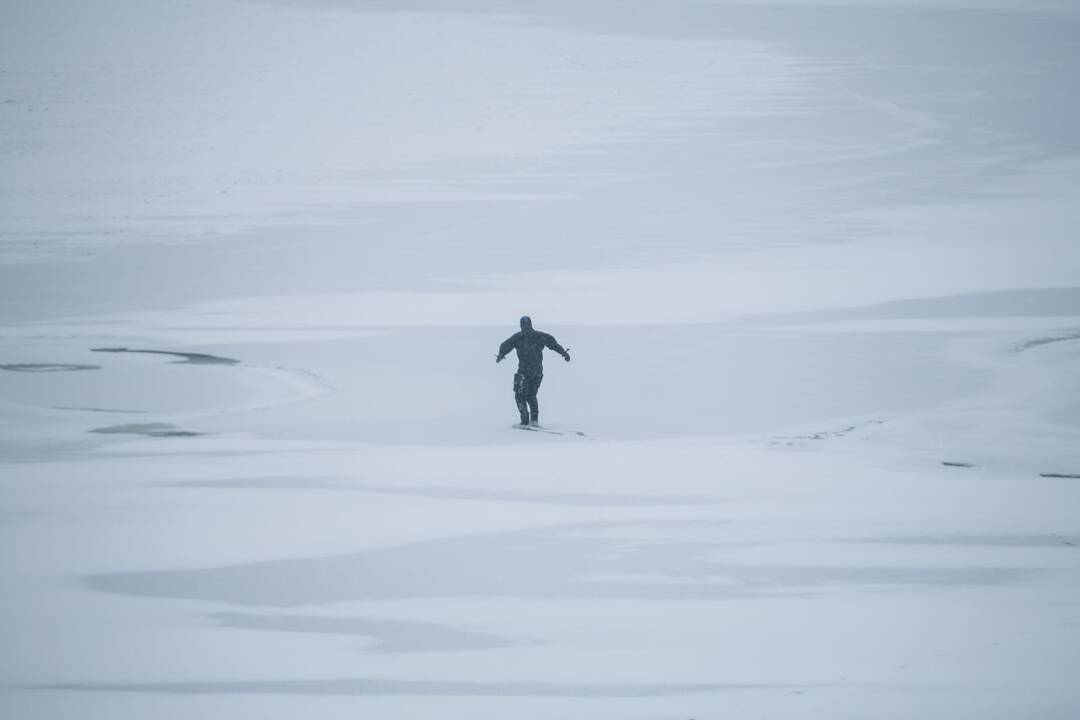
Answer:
[{"left": 497, "top": 316, "right": 568, "bottom": 376}]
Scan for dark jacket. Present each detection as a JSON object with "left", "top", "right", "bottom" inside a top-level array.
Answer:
[{"left": 497, "top": 324, "right": 568, "bottom": 376}]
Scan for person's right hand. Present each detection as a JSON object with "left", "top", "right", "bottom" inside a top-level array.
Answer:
[{"left": 495, "top": 354, "right": 504, "bottom": 363}]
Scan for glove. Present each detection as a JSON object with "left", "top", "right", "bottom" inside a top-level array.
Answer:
[
  {"left": 562, "top": 348, "right": 571, "bottom": 362},
  {"left": 495, "top": 354, "right": 504, "bottom": 363}
]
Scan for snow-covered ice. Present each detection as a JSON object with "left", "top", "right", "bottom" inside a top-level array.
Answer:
[{"left": 2, "top": 0, "right": 1080, "bottom": 718}]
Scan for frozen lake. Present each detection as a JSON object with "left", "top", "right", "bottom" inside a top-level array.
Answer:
[{"left": 2, "top": 1, "right": 1079, "bottom": 718}]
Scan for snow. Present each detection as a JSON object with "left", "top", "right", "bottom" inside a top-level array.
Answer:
[{"left": 2, "top": 0, "right": 1080, "bottom": 718}]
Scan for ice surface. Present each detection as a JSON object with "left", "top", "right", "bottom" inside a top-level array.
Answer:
[{"left": 2, "top": 0, "right": 1079, "bottom": 718}]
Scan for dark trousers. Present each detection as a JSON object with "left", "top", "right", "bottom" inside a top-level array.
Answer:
[{"left": 513, "top": 371, "right": 543, "bottom": 424}]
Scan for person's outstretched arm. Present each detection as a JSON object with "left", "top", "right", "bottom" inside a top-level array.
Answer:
[
  {"left": 542, "top": 333, "right": 571, "bottom": 362},
  {"left": 496, "top": 332, "right": 520, "bottom": 363}
]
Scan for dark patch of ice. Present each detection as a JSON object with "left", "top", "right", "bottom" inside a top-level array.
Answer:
[
  {"left": 0, "top": 363, "right": 100, "bottom": 372},
  {"left": 1015, "top": 331, "right": 1080, "bottom": 353},
  {"left": 89, "top": 422, "right": 202, "bottom": 438},
  {"left": 86, "top": 522, "right": 1028, "bottom": 607},
  {"left": 91, "top": 347, "right": 239, "bottom": 365}
]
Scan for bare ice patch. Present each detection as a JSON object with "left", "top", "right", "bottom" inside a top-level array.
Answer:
[
  {"left": 0, "top": 363, "right": 100, "bottom": 372},
  {"left": 86, "top": 522, "right": 1028, "bottom": 608},
  {"left": 91, "top": 347, "right": 240, "bottom": 365},
  {"left": 89, "top": 423, "right": 203, "bottom": 438},
  {"left": 1014, "top": 331, "right": 1080, "bottom": 353}
]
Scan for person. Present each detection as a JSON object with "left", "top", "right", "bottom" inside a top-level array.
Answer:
[{"left": 496, "top": 316, "right": 570, "bottom": 427}]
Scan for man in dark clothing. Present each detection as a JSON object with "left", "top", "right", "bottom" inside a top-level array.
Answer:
[{"left": 496, "top": 316, "right": 570, "bottom": 427}]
